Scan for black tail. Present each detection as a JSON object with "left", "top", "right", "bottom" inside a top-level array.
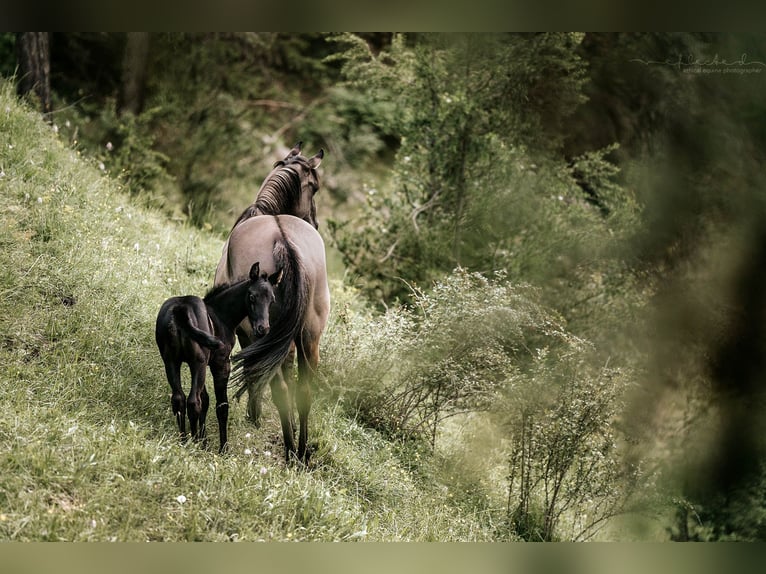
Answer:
[
  {"left": 173, "top": 306, "right": 223, "bottom": 350},
  {"left": 231, "top": 236, "right": 308, "bottom": 400}
]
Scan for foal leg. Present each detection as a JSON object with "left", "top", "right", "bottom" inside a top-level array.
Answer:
[
  {"left": 199, "top": 385, "right": 210, "bottom": 447},
  {"left": 187, "top": 361, "right": 207, "bottom": 442},
  {"left": 210, "top": 356, "right": 231, "bottom": 454},
  {"left": 163, "top": 359, "right": 187, "bottom": 439}
]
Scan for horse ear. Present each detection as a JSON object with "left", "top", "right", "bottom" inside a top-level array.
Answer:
[
  {"left": 308, "top": 149, "right": 323, "bottom": 169},
  {"left": 269, "top": 267, "right": 284, "bottom": 286},
  {"left": 249, "top": 262, "right": 260, "bottom": 281},
  {"left": 288, "top": 141, "right": 302, "bottom": 158}
]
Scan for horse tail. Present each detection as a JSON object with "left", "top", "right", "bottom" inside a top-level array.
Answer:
[
  {"left": 231, "top": 230, "right": 308, "bottom": 400},
  {"left": 173, "top": 305, "right": 223, "bottom": 350}
]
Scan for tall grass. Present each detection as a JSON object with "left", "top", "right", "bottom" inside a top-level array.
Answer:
[{"left": 0, "top": 81, "right": 502, "bottom": 541}]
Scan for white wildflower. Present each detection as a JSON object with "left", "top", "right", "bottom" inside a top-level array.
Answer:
[{"left": 176, "top": 495, "right": 187, "bottom": 504}]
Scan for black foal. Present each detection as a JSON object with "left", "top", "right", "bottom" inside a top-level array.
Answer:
[{"left": 155, "top": 261, "right": 282, "bottom": 452}]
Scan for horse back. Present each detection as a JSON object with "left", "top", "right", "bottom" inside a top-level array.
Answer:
[
  {"left": 156, "top": 296, "right": 217, "bottom": 362},
  {"left": 216, "top": 215, "right": 330, "bottom": 331},
  {"left": 219, "top": 216, "right": 325, "bottom": 279}
]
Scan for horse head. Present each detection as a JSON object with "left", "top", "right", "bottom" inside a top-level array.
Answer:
[
  {"left": 253, "top": 141, "right": 324, "bottom": 229},
  {"left": 246, "top": 261, "right": 283, "bottom": 338}
]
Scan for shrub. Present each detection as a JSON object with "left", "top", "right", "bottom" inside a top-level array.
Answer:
[
  {"left": 321, "top": 268, "right": 641, "bottom": 540},
  {"left": 500, "top": 351, "right": 640, "bottom": 541}
]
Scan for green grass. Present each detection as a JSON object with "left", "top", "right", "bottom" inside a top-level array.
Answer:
[{"left": 0, "top": 81, "right": 500, "bottom": 541}]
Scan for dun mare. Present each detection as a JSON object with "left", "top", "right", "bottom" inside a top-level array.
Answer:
[
  {"left": 216, "top": 142, "right": 325, "bottom": 433},
  {"left": 218, "top": 215, "right": 330, "bottom": 464},
  {"left": 155, "top": 262, "right": 283, "bottom": 453}
]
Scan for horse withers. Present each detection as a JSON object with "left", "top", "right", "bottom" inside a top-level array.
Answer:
[
  {"left": 155, "top": 262, "right": 283, "bottom": 453},
  {"left": 216, "top": 214, "right": 330, "bottom": 464}
]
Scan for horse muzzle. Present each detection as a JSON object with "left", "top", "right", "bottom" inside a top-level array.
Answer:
[{"left": 253, "top": 323, "right": 270, "bottom": 338}]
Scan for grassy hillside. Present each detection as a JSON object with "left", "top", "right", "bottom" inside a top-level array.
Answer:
[{"left": 0, "top": 82, "right": 499, "bottom": 541}]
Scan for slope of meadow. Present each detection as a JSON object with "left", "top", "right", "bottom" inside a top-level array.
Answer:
[{"left": 0, "top": 83, "right": 496, "bottom": 541}]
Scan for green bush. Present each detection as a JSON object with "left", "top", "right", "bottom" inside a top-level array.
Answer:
[
  {"left": 320, "top": 267, "right": 641, "bottom": 540},
  {"left": 500, "top": 351, "right": 639, "bottom": 541}
]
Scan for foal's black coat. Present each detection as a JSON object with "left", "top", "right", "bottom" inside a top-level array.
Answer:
[{"left": 155, "top": 262, "right": 282, "bottom": 452}]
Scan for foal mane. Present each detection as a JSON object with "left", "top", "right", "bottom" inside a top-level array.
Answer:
[{"left": 203, "top": 278, "right": 246, "bottom": 303}]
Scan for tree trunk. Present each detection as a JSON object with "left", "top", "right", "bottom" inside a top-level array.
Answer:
[
  {"left": 120, "top": 32, "right": 150, "bottom": 115},
  {"left": 16, "top": 32, "right": 51, "bottom": 115}
]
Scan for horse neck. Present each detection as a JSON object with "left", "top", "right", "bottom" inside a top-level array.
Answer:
[
  {"left": 204, "top": 281, "right": 249, "bottom": 333},
  {"left": 254, "top": 168, "right": 302, "bottom": 218}
]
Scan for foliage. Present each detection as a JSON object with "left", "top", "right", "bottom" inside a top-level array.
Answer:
[
  {"left": 43, "top": 33, "right": 362, "bottom": 231},
  {"left": 326, "top": 33, "right": 641, "bottom": 333},
  {"left": 321, "top": 268, "right": 640, "bottom": 540},
  {"left": 325, "top": 270, "right": 549, "bottom": 444},
  {"left": 0, "top": 33, "right": 15, "bottom": 77},
  {"left": 577, "top": 34, "right": 766, "bottom": 541},
  {"left": 500, "top": 351, "right": 640, "bottom": 541},
  {"left": 52, "top": 99, "right": 175, "bottom": 206}
]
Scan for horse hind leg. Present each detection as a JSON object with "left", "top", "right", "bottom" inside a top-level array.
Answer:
[
  {"left": 187, "top": 361, "right": 207, "bottom": 443},
  {"left": 295, "top": 339, "right": 319, "bottom": 464},
  {"left": 246, "top": 383, "right": 264, "bottom": 428},
  {"left": 283, "top": 343, "right": 297, "bottom": 435},
  {"left": 269, "top": 372, "right": 297, "bottom": 463},
  {"left": 164, "top": 359, "right": 187, "bottom": 440},
  {"left": 236, "top": 327, "right": 265, "bottom": 428}
]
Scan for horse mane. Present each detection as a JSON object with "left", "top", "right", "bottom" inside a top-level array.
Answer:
[
  {"left": 231, "top": 154, "right": 320, "bottom": 230},
  {"left": 203, "top": 277, "right": 246, "bottom": 303},
  {"left": 231, "top": 219, "right": 309, "bottom": 400},
  {"left": 254, "top": 168, "right": 300, "bottom": 212}
]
